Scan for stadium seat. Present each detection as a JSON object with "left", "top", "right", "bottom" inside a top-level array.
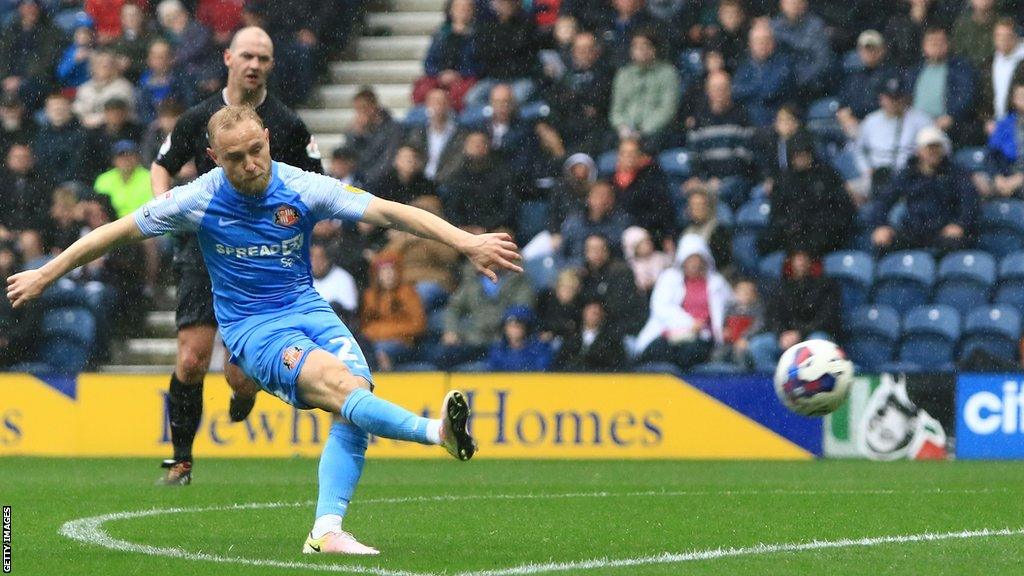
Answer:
[
  {"left": 844, "top": 304, "right": 901, "bottom": 370},
  {"left": 597, "top": 150, "right": 617, "bottom": 177},
  {"left": 401, "top": 105, "right": 428, "bottom": 127},
  {"left": 995, "top": 251, "right": 1024, "bottom": 310},
  {"left": 934, "top": 251, "right": 996, "bottom": 315},
  {"left": 458, "top": 104, "right": 490, "bottom": 127},
  {"left": 979, "top": 199, "right": 1024, "bottom": 258},
  {"left": 825, "top": 250, "right": 874, "bottom": 319},
  {"left": 732, "top": 199, "right": 770, "bottom": 276},
  {"left": 757, "top": 251, "right": 785, "bottom": 281},
  {"left": 517, "top": 200, "right": 548, "bottom": 242},
  {"left": 806, "top": 97, "right": 843, "bottom": 145},
  {"left": 953, "top": 147, "right": 990, "bottom": 173},
  {"left": 524, "top": 256, "right": 558, "bottom": 290},
  {"left": 830, "top": 147, "right": 862, "bottom": 182},
  {"left": 519, "top": 101, "right": 551, "bottom": 122},
  {"left": 960, "top": 305, "right": 1022, "bottom": 363},
  {"left": 898, "top": 305, "right": 960, "bottom": 371},
  {"left": 658, "top": 148, "right": 692, "bottom": 178},
  {"left": 38, "top": 307, "right": 97, "bottom": 373},
  {"left": 873, "top": 250, "right": 936, "bottom": 315}
]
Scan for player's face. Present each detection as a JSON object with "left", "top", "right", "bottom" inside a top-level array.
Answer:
[
  {"left": 226, "top": 35, "right": 274, "bottom": 93},
  {"left": 208, "top": 121, "right": 272, "bottom": 194}
]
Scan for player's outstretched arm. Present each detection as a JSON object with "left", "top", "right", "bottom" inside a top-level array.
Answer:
[
  {"left": 6, "top": 215, "right": 146, "bottom": 308},
  {"left": 360, "top": 197, "right": 523, "bottom": 281}
]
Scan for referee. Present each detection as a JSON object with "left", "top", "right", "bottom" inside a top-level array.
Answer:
[{"left": 151, "top": 26, "right": 323, "bottom": 485}]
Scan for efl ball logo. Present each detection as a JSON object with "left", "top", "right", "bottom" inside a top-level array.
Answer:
[{"left": 274, "top": 205, "right": 299, "bottom": 227}]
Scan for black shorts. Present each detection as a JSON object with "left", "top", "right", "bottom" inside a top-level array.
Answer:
[
  {"left": 173, "top": 233, "right": 216, "bottom": 330},
  {"left": 175, "top": 269, "right": 217, "bottom": 330}
]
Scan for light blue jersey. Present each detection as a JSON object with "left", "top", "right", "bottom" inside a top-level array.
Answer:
[{"left": 134, "top": 161, "right": 375, "bottom": 406}]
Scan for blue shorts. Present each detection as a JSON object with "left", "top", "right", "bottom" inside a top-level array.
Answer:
[{"left": 223, "top": 297, "right": 372, "bottom": 409}]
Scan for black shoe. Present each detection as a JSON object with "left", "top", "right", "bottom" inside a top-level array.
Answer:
[
  {"left": 158, "top": 459, "right": 192, "bottom": 486},
  {"left": 439, "top": 390, "right": 476, "bottom": 461},
  {"left": 229, "top": 393, "right": 256, "bottom": 422}
]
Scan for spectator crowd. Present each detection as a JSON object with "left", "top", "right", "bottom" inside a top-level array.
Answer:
[{"left": 9, "top": 0, "right": 1024, "bottom": 375}]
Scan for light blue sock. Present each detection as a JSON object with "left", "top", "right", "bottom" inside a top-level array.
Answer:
[
  {"left": 340, "top": 388, "right": 433, "bottom": 445},
  {"left": 315, "top": 421, "right": 368, "bottom": 520}
]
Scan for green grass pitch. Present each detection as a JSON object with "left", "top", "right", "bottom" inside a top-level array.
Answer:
[{"left": 3, "top": 458, "right": 1024, "bottom": 575}]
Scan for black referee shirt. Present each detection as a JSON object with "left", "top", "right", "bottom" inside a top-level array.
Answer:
[{"left": 155, "top": 90, "right": 322, "bottom": 270}]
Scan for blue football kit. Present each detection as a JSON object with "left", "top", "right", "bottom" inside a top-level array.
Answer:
[{"left": 134, "top": 161, "right": 374, "bottom": 407}]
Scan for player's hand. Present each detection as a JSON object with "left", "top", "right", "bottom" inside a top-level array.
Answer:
[
  {"left": 6, "top": 269, "right": 47, "bottom": 309},
  {"left": 462, "top": 232, "right": 523, "bottom": 282}
]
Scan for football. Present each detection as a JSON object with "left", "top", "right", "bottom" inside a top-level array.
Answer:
[{"left": 773, "top": 339, "right": 854, "bottom": 417}]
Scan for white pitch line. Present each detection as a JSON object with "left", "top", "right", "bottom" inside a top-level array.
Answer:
[
  {"left": 454, "top": 527, "right": 1024, "bottom": 576},
  {"left": 58, "top": 488, "right": 1016, "bottom": 576}
]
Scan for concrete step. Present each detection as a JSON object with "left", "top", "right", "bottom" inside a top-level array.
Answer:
[
  {"left": 356, "top": 35, "right": 430, "bottom": 61},
  {"left": 317, "top": 83, "right": 412, "bottom": 109},
  {"left": 388, "top": 0, "right": 446, "bottom": 12},
  {"left": 98, "top": 364, "right": 176, "bottom": 374},
  {"left": 366, "top": 11, "right": 444, "bottom": 36},
  {"left": 300, "top": 107, "right": 410, "bottom": 133},
  {"left": 122, "top": 338, "right": 178, "bottom": 365},
  {"left": 313, "top": 133, "right": 345, "bottom": 156},
  {"left": 144, "top": 310, "right": 177, "bottom": 338},
  {"left": 330, "top": 60, "right": 424, "bottom": 84}
]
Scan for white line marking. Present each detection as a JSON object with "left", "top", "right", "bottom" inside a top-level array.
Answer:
[
  {"left": 58, "top": 488, "right": 1017, "bottom": 576},
  {"left": 454, "top": 528, "right": 1024, "bottom": 576}
]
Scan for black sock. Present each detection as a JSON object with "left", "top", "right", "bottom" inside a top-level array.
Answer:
[{"left": 169, "top": 373, "right": 203, "bottom": 462}]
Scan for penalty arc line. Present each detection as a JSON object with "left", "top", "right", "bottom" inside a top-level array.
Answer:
[
  {"left": 58, "top": 489, "right": 1018, "bottom": 576},
  {"left": 453, "top": 527, "right": 1024, "bottom": 576}
]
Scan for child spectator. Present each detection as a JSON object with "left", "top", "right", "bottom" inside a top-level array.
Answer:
[
  {"left": 622, "top": 225, "right": 670, "bottom": 298},
  {"left": 360, "top": 252, "right": 427, "bottom": 372},
  {"left": 487, "top": 305, "right": 553, "bottom": 372},
  {"left": 710, "top": 278, "right": 764, "bottom": 369}
]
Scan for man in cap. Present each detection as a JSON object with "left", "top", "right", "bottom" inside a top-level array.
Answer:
[
  {"left": 869, "top": 126, "right": 979, "bottom": 254},
  {"left": 852, "top": 73, "right": 935, "bottom": 197}
]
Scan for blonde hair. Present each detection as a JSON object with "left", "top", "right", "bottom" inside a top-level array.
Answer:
[{"left": 207, "top": 105, "right": 264, "bottom": 147}]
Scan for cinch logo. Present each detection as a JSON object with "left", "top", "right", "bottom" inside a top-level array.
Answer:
[
  {"left": 215, "top": 234, "right": 303, "bottom": 259},
  {"left": 963, "top": 380, "right": 1024, "bottom": 435}
]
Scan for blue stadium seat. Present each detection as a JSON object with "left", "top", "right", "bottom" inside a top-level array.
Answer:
[
  {"left": 758, "top": 251, "right": 785, "bottom": 281},
  {"left": 597, "top": 150, "right": 617, "bottom": 177},
  {"left": 458, "top": 104, "right": 490, "bottom": 127},
  {"left": 658, "top": 148, "right": 692, "bottom": 178},
  {"left": 825, "top": 250, "right": 874, "bottom": 319},
  {"left": 517, "top": 200, "right": 548, "bottom": 242},
  {"left": 953, "top": 147, "right": 990, "bottom": 173},
  {"left": 844, "top": 304, "right": 901, "bottom": 370},
  {"left": 995, "top": 251, "right": 1024, "bottom": 309},
  {"left": 830, "top": 147, "right": 862, "bottom": 182},
  {"left": 524, "top": 256, "right": 558, "bottom": 290},
  {"left": 979, "top": 200, "right": 1024, "bottom": 258},
  {"left": 401, "top": 105, "right": 428, "bottom": 127},
  {"left": 806, "top": 98, "right": 843, "bottom": 145},
  {"left": 519, "top": 101, "right": 551, "bottom": 122},
  {"left": 732, "top": 199, "right": 771, "bottom": 276},
  {"left": 873, "top": 250, "right": 935, "bottom": 315},
  {"left": 898, "top": 305, "right": 960, "bottom": 370},
  {"left": 39, "top": 307, "right": 96, "bottom": 373},
  {"left": 934, "top": 251, "right": 996, "bottom": 315},
  {"left": 960, "top": 305, "right": 1022, "bottom": 362}
]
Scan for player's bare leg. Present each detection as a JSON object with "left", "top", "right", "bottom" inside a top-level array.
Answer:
[
  {"left": 297, "top": 349, "right": 474, "bottom": 554},
  {"left": 224, "top": 351, "right": 259, "bottom": 422},
  {"left": 159, "top": 324, "right": 216, "bottom": 486}
]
